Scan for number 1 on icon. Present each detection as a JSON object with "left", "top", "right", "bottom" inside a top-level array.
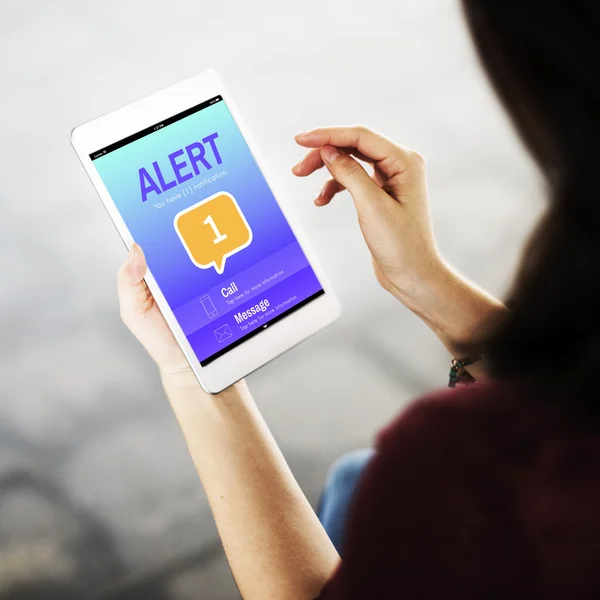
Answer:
[{"left": 204, "top": 214, "right": 228, "bottom": 245}]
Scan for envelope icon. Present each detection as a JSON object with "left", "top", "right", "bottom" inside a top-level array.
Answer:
[{"left": 214, "top": 324, "right": 233, "bottom": 343}]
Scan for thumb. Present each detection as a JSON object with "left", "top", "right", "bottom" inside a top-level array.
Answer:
[
  {"left": 320, "top": 145, "right": 386, "bottom": 208},
  {"left": 117, "top": 243, "right": 151, "bottom": 320}
]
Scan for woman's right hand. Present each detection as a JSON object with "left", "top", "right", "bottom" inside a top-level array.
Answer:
[
  {"left": 292, "top": 126, "right": 445, "bottom": 312},
  {"left": 293, "top": 126, "right": 508, "bottom": 376}
]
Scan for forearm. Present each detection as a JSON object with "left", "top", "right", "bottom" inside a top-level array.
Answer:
[
  {"left": 394, "top": 261, "right": 509, "bottom": 381},
  {"left": 161, "top": 372, "right": 339, "bottom": 600}
]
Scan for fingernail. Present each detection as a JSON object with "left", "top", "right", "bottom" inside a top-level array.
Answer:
[
  {"left": 295, "top": 130, "right": 311, "bottom": 139},
  {"left": 322, "top": 145, "right": 341, "bottom": 164},
  {"left": 292, "top": 156, "right": 304, "bottom": 170},
  {"left": 315, "top": 189, "right": 323, "bottom": 202}
]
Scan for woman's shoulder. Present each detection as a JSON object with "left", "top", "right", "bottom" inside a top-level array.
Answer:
[
  {"left": 320, "top": 383, "right": 550, "bottom": 598},
  {"left": 376, "top": 382, "right": 554, "bottom": 464},
  {"left": 322, "top": 388, "right": 600, "bottom": 599}
]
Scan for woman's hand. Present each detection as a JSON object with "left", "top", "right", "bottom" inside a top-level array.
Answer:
[
  {"left": 293, "top": 126, "right": 444, "bottom": 310},
  {"left": 117, "top": 244, "right": 193, "bottom": 379},
  {"left": 293, "top": 126, "right": 508, "bottom": 377}
]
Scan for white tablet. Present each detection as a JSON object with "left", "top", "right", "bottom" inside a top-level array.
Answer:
[{"left": 71, "top": 69, "right": 340, "bottom": 393}]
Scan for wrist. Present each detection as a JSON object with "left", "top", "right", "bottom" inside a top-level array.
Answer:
[
  {"left": 386, "top": 255, "right": 451, "bottom": 317},
  {"left": 160, "top": 365, "right": 250, "bottom": 403},
  {"left": 390, "top": 259, "right": 507, "bottom": 350},
  {"left": 160, "top": 365, "right": 202, "bottom": 393}
]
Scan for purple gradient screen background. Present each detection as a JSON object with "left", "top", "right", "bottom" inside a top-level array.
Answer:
[{"left": 92, "top": 100, "right": 320, "bottom": 360}]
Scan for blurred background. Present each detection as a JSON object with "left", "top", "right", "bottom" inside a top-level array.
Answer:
[{"left": 0, "top": 1, "right": 543, "bottom": 598}]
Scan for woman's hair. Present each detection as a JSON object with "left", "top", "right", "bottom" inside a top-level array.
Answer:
[{"left": 461, "top": 2, "right": 600, "bottom": 407}]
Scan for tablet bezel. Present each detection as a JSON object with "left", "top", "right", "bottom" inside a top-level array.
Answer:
[{"left": 71, "top": 69, "right": 340, "bottom": 393}]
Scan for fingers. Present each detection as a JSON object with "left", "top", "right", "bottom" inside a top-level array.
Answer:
[
  {"left": 320, "top": 145, "right": 387, "bottom": 209},
  {"left": 295, "top": 126, "right": 399, "bottom": 164},
  {"left": 117, "top": 243, "right": 151, "bottom": 320},
  {"left": 292, "top": 148, "right": 323, "bottom": 177},
  {"left": 315, "top": 178, "right": 344, "bottom": 206},
  {"left": 293, "top": 146, "right": 375, "bottom": 177}
]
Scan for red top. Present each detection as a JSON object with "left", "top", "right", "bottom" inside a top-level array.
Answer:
[{"left": 317, "top": 383, "right": 600, "bottom": 599}]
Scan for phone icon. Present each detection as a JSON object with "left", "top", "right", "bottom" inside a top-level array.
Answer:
[{"left": 200, "top": 294, "right": 218, "bottom": 319}]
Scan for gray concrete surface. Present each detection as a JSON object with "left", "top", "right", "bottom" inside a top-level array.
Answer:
[{"left": 0, "top": 1, "right": 542, "bottom": 598}]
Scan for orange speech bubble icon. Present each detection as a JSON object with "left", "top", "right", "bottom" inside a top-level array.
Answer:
[{"left": 174, "top": 192, "right": 252, "bottom": 274}]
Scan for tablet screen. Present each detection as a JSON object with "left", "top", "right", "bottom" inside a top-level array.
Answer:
[{"left": 90, "top": 96, "right": 324, "bottom": 365}]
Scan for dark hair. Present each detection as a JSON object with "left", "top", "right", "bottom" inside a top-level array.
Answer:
[{"left": 461, "top": 2, "right": 600, "bottom": 407}]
